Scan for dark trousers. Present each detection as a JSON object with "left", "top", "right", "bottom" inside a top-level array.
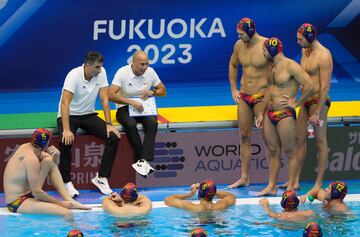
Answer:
[
  {"left": 116, "top": 106, "right": 157, "bottom": 162},
  {"left": 57, "top": 113, "right": 120, "bottom": 183}
]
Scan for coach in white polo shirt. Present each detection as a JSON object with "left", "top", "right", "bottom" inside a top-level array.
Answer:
[
  {"left": 109, "top": 51, "right": 166, "bottom": 177},
  {"left": 57, "top": 51, "right": 121, "bottom": 197}
]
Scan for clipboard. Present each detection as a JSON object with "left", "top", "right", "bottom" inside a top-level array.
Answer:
[{"left": 129, "top": 97, "right": 158, "bottom": 117}]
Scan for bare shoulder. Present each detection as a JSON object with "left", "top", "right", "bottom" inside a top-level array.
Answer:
[
  {"left": 318, "top": 46, "right": 332, "bottom": 61},
  {"left": 102, "top": 197, "right": 113, "bottom": 208},
  {"left": 234, "top": 39, "right": 246, "bottom": 51},
  {"left": 212, "top": 199, "right": 235, "bottom": 211},
  {"left": 212, "top": 203, "right": 228, "bottom": 211},
  {"left": 182, "top": 201, "right": 202, "bottom": 212},
  {"left": 284, "top": 58, "right": 300, "bottom": 71},
  {"left": 331, "top": 202, "right": 347, "bottom": 213},
  {"left": 137, "top": 195, "right": 152, "bottom": 205},
  {"left": 21, "top": 150, "right": 41, "bottom": 172},
  {"left": 286, "top": 58, "right": 299, "bottom": 66},
  {"left": 258, "top": 35, "right": 269, "bottom": 43},
  {"left": 23, "top": 149, "right": 38, "bottom": 163},
  {"left": 277, "top": 211, "right": 292, "bottom": 220},
  {"left": 280, "top": 211, "right": 312, "bottom": 221},
  {"left": 10, "top": 144, "right": 35, "bottom": 162},
  {"left": 318, "top": 42, "right": 331, "bottom": 54}
]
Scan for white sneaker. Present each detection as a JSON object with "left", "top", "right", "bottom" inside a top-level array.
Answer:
[
  {"left": 142, "top": 159, "right": 155, "bottom": 176},
  {"left": 132, "top": 160, "right": 148, "bottom": 177},
  {"left": 132, "top": 159, "right": 155, "bottom": 178},
  {"left": 91, "top": 173, "right": 113, "bottom": 195},
  {"left": 64, "top": 181, "right": 80, "bottom": 198}
]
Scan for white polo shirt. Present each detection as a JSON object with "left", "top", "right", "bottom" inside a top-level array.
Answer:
[
  {"left": 57, "top": 65, "right": 109, "bottom": 117},
  {"left": 111, "top": 64, "right": 161, "bottom": 108}
]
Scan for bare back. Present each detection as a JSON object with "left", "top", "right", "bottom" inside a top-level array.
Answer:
[
  {"left": 324, "top": 200, "right": 348, "bottom": 213},
  {"left": 178, "top": 200, "right": 234, "bottom": 212},
  {"left": 300, "top": 42, "right": 332, "bottom": 97},
  {"left": 231, "top": 35, "right": 270, "bottom": 94},
  {"left": 277, "top": 210, "right": 314, "bottom": 222},
  {"left": 268, "top": 59, "right": 300, "bottom": 110},
  {"left": 3, "top": 143, "right": 38, "bottom": 203},
  {"left": 165, "top": 190, "right": 235, "bottom": 212},
  {"left": 102, "top": 195, "right": 152, "bottom": 216}
]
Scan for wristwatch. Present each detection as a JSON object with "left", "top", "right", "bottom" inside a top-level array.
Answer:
[
  {"left": 151, "top": 88, "right": 157, "bottom": 95},
  {"left": 105, "top": 121, "right": 112, "bottom": 125}
]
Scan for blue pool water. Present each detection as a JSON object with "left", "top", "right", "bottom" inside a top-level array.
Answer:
[
  {"left": 1, "top": 200, "right": 359, "bottom": 237},
  {"left": 1, "top": 180, "right": 360, "bottom": 237}
]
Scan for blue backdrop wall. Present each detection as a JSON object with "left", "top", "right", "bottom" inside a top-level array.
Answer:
[{"left": 0, "top": 0, "right": 359, "bottom": 92}]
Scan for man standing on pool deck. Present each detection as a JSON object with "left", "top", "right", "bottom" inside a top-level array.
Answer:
[
  {"left": 256, "top": 37, "right": 313, "bottom": 196},
  {"left": 57, "top": 51, "right": 121, "bottom": 197},
  {"left": 3, "top": 128, "right": 90, "bottom": 217},
  {"left": 279, "top": 23, "right": 333, "bottom": 194},
  {"left": 228, "top": 17, "right": 272, "bottom": 188}
]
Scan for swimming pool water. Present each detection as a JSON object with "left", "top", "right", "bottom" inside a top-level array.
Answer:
[{"left": 1, "top": 201, "right": 359, "bottom": 237}]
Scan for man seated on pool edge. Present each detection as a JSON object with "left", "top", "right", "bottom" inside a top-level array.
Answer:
[
  {"left": 259, "top": 190, "right": 314, "bottom": 222},
  {"left": 4, "top": 128, "right": 90, "bottom": 219},
  {"left": 102, "top": 182, "right": 152, "bottom": 216},
  {"left": 300, "top": 180, "right": 348, "bottom": 214},
  {"left": 164, "top": 179, "right": 236, "bottom": 211}
]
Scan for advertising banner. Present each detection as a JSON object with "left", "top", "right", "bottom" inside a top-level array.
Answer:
[
  {"left": 0, "top": 130, "right": 287, "bottom": 191},
  {"left": 1, "top": 126, "right": 359, "bottom": 191},
  {"left": 301, "top": 126, "right": 360, "bottom": 181},
  {"left": 0, "top": 0, "right": 359, "bottom": 92},
  {"left": 138, "top": 130, "right": 289, "bottom": 187}
]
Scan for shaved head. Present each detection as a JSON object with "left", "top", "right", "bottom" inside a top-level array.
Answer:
[
  {"left": 131, "top": 50, "right": 149, "bottom": 76},
  {"left": 132, "top": 50, "right": 148, "bottom": 63}
]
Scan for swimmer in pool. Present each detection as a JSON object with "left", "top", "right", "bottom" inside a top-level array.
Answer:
[
  {"left": 165, "top": 179, "right": 236, "bottom": 211},
  {"left": 300, "top": 181, "right": 348, "bottom": 214},
  {"left": 67, "top": 229, "right": 84, "bottom": 237},
  {"left": 303, "top": 222, "right": 323, "bottom": 237},
  {"left": 102, "top": 182, "right": 152, "bottom": 216},
  {"left": 259, "top": 190, "right": 314, "bottom": 222},
  {"left": 190, "top": 227, "right": 208, "bottom": 237}
]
